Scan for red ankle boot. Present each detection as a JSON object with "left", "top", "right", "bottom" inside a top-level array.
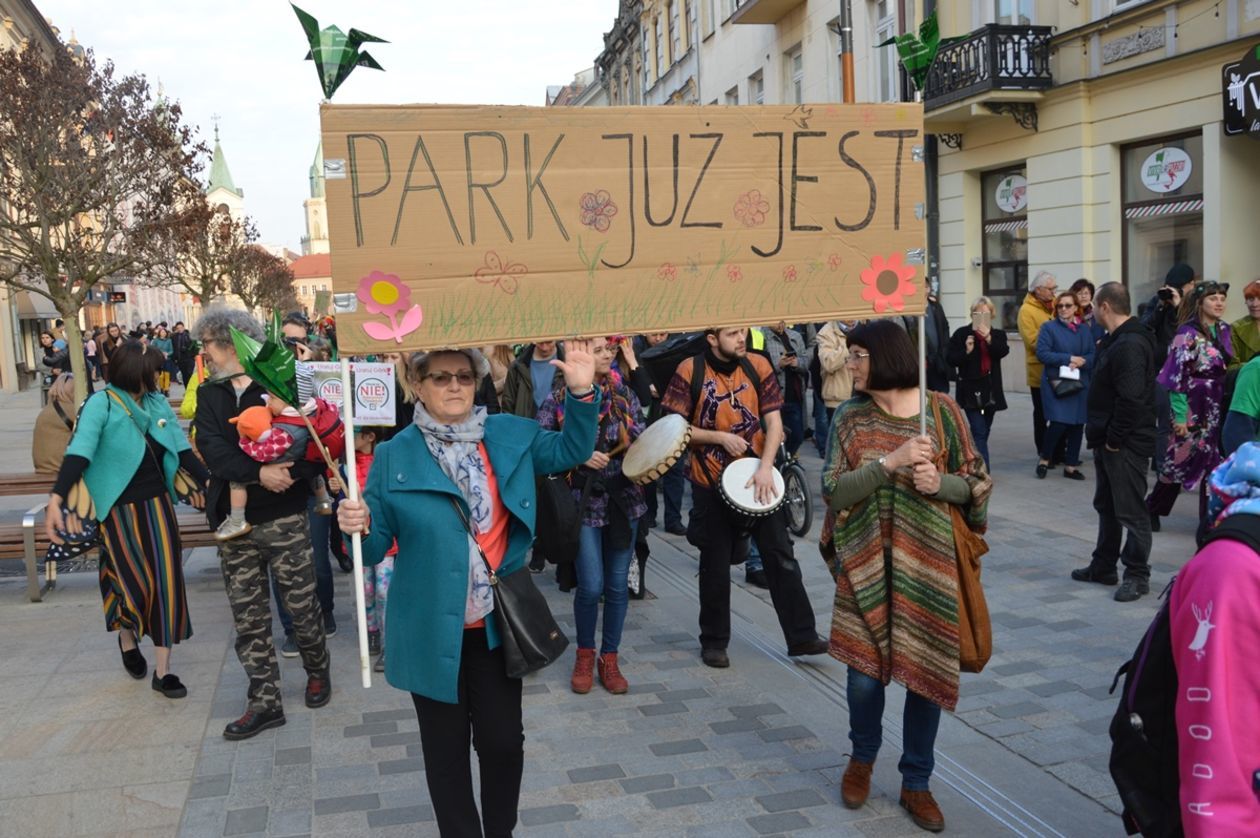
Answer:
[
  {"left": 597, "top": 652, "right": 628, "bottom": 694},
  {"left": 571, "top": 648, "right": 596, "bottom": 694}
]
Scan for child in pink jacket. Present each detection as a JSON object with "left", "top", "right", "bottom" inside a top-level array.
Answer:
[{"left": 1176, "top": 447, "right": 1260, "bottom": 836}]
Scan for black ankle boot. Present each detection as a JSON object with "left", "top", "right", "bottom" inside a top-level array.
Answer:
[
  {"left": 223, "top": 707, "right": 286, "bottom": 740},
  {"left": 118, "top": 634, "right": 147, "bottom": 680}
]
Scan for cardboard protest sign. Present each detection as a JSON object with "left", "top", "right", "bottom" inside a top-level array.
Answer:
[
  {"left": 309, "top": 361, "right": 396, "bottom": 425},
  {"left": 320, "top": 103, "right": 925, "bottom": 353}
]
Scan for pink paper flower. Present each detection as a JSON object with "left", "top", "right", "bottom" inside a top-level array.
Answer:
[
  {"left": 356, "top": 271, "right": 424, "bottom": 344},
  {"left": 579, "top": 190, "right": 618, "bottom": 232},
  {"left": 657, "top": 263, "right": 678, "bottom": 282},
  {"left": 727, "top": 265, "right": 743, "bottom": 283},
  {"left": 860, "top": 253, "right": 918, "bottom": 314},
  {"left": 733, "top": 190, "right": 770, "bottom": 227}
]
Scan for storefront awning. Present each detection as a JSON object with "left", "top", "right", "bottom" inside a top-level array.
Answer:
[{"left": 14, "top": 290, "right": 60, "bottom": 320}]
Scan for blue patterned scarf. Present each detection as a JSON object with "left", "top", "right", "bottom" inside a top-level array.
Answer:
[
  {"left": 413, "top": 402, "right": 493, "bottom": 624},
  {"left": 1207, "top": 442, "right": 1260, "bottom": 526}
]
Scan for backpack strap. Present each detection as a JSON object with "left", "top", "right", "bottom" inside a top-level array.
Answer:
[{"left": 688, "top": 353, "right": 707, "bottom": 425}]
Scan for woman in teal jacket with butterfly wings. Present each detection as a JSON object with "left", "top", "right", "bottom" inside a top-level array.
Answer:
[{"left": 46, "top": 341, "right": 208, "bottom": 699}]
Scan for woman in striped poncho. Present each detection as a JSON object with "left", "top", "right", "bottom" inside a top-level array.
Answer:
[{"left": 821, "top": 319, "right": 991, "bottom": 833}]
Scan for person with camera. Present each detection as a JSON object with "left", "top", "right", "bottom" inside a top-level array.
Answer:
[
  {"left": 947, "top": 297, "right": 1009, "bottom": 469},
  {"left": 1142, "top": 264, "right": 1199, "bottom": 472}
]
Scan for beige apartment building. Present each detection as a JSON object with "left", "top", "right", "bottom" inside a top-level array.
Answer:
[{"left": 922, "top": 0, "right": 1260, "bottom": 363}]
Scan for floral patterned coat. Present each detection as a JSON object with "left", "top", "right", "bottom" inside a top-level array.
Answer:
[{"left": 1156, "top": 322, "right": 1233, "bottom": 490}]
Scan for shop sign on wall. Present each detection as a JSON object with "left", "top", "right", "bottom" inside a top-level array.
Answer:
[
  {"left": 1223, "top": 43, "right": 1260, "bottom": 139},
  {"left": 1139, "top": 147, "right": 1193, "bottom": 194},
  {"left": 994, "top": 174, "right": 1027, "bottom": 214}
]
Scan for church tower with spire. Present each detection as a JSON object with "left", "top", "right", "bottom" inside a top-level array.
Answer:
[
  {"left": 302, "top": 142, "right": 329, "bottom": 255},
  {"left": 207, "top": 122, "right": 245, "bottom": 223}
]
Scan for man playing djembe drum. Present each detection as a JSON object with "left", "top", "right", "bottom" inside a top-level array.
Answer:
[{"left": 661, "top": 327, "right": 828, "bottom": 668}]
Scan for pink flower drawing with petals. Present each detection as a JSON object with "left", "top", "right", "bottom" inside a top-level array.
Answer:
[
  {"left": 657, "top": 263, "right": 678, "bottom": 282},
  {"left": 727, "top": 265, "right": 743, "bottom": 283},
  {"left": 475, "top": 251, "right": 529, "bottom": 295},
  {"left": 732, "top": 190, "right": 770, "bottom": 228},
  {"left": 782, "top": 265, "right": 798, "bottom": 283},
  {"left": 828, "top": 253, "right": 842, "bottom": 271},
  {"left": 579, "top": 190, "right": 618, "bottom": 233},
  {"left": 356, "top": 271, "right": 423, "bottom": 344}
]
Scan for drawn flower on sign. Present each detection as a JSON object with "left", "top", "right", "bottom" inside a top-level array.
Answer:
[
  {"left": 475, "top": 251, "right": 528, "bottom": 295},
  {"left": 733, "top": 190, "right": 770, "bottom": 227},
  {"left": 782, "top": 265, "right": 798, "bottom": 283},
  {"left": 579, "top": 190, "right": 618, "bottom": 232},
  {"left": 860, "top": 253, "right": 918, "bottom": 314},
  {"left": 657, "top": 263, "right": 678, "bottom": 282},
  {"left": 828, "top": 253, "right": 842, "bottom": 271},
  {"left": 727, "top": 265, "right": 743, "bottom": 283},
  {"left": 356, "top": 271, "right": 423, "bottom": 344}
]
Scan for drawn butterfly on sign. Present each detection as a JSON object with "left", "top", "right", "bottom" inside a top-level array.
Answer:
[{"left": 474, "top": 250, "right": 529, "bottom": 295}]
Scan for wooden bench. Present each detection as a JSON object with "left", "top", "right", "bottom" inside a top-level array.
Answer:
[
  {"left": 0, "top": 503, "right": 216, "bottom": 603},
  {"left": 0, "top": 473, "right": 55, "bottom": 498}
]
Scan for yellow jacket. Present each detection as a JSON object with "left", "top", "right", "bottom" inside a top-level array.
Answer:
[
  {"left": 1017, "top": 293, "right": 1053, "bottom": 387},
  {"left": 178, "top": 357, "right": 207, "bottom": 422}
]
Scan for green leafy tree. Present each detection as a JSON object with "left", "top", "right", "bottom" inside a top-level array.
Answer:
[{"left": 0, "top": 41, "right": 204, "bottom": 404}]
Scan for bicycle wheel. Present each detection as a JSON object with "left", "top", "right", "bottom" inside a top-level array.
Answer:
[{"left": 782, "top": 462, "right": 813, "bottom": 538}]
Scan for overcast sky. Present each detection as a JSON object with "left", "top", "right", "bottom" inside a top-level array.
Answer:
[{"left": 38, "top": 0, "right": 615, "bottom": 252}]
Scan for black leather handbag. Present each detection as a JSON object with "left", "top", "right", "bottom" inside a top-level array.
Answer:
[{"left": 449, "top": 499, "right": 569, "bottom": 679}]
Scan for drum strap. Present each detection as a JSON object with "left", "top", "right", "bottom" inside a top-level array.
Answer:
[{"left": 688, "top": 353, "right": 766, "bottom": 491}]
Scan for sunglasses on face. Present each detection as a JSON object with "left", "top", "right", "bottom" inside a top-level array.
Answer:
[
  {"left": 1057, "top": 303, "right": 1076, "bottom": 310},
  {"left": 423, "top": 371, "right": 477, "bottom": 387}
]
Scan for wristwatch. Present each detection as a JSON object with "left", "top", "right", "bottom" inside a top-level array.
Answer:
[{"left": 877, "top": 455, "right": 890, "bottom": 473}]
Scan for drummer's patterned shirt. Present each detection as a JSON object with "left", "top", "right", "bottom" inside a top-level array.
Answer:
[{"left": 661, "top": 354, "right": 782, "bottom": 486}]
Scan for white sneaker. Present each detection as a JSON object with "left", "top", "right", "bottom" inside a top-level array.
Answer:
[{"left": 215, "top": 518, "right": 253, "bottom": 542}]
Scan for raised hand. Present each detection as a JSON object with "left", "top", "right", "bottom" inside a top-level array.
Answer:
[{"left": 552, "top": 338, "right": 596, "bottom": 392}]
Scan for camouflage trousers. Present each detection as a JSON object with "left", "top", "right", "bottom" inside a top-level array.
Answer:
[{"left": 219, "top": 512, "right": 329, "bottom": 711}]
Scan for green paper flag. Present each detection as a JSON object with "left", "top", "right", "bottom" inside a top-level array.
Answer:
[
  {"left": 878, "top": 12, "right": 962, "bottom": 94},
  {"left": 291, "top": 3, "right": 388, "bottom": 101},
  {"left": 230, "top": 326, "right": 298, "bottom": 407}
]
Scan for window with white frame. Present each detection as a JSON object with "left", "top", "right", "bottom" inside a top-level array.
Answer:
[
  {"left": 993, "top": 0, "right": 1034, "bottom": 25},
  {"left": 655, "top": 18, "right": 664, "bottom": 78},
  {"left": 1109, "top": 0, "right": 1156, "bottom": 14},
  {"left": 669, "top": 2, "right": 680, "bottom": 64},
  {"left": 786, "top": 45, "right": 803, "bottom": 104},
  {"left": 724, "top": 86, "right": 739, "bottom": 105},
  {"left": 642, "top": 27, "right": 652, "bottom": 87},
  {"left": 872, "top": 1, "right": 898, "bottom": 102},
  {"left": 682, "top": 0, "right": 692, "bottom": 50},
  {"left": 702, "top": 0, "right": 715, "bottom": 37},
  {"left": 749, "top": 69, "right": 764, "bottom": 104}
]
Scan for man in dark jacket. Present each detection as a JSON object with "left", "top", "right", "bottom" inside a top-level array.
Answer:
[
  {"left": 170, "top": 322, "right": 195, "bottom": 387},
  {"left": 193, "top": 309, "right": 331, "bottom": 740},
  {"left": 1073, "top": 282, "right": 1158, "bottom": 602},
  {"left": 500, "top": 341, "right": 563, "bottom": 419},
  {"left": 1140, "top": 263, "right": 1197, "bottom": 472}
]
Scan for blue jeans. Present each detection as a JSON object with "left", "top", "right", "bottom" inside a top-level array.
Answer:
[
  {"left": 275, "top": 497, "right": 334, "bottom": 634},
  {"left": 645, "top": 455, "right": 685, "bottom": 530},
  {"left": 846, "top": 668, "right": 942, "bottom": 791},
  {"left": 744, "top": 538, "right": 763, "bottom": 574},
  {"left": 964, "top": 407, "right": 995, "bottom": 469},
  {"left": 575, "top": 520, "right": 638, "bottom": 653},
  {"left": 812, "top": 396, "right": 832, "bottom": 457},
  {"left": 780, "top": 401, "right": 805, "bottom": 457}
]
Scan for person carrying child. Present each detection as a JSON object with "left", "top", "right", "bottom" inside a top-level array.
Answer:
[{"left": 219, "top": 363, "right": 342, "bottom": 541}]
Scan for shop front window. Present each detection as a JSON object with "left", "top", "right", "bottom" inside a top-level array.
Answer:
[
  {"left": 981, "top": 166, "right": 1029, "bottom": 330},
  {"left": 1123, "top": 133, "right": 1203, "bottom": 310}
]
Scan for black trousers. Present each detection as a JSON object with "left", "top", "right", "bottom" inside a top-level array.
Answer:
[
  {"left": 1031, "top": 387, "right": 1067, "bottom": 462},
  {"left": 1090, "top": 448, "right": 1152, "bottom": 581},
  {"left": 411, "top": 629, "right": 523, "bottom": 838},
  {"left": 687, "top": 484, "right": 818, "bottom": 651}
]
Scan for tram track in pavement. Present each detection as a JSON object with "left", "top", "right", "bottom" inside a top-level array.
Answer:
[{"left": 646, "top": 533, "right": 1067, "bottom": 838}]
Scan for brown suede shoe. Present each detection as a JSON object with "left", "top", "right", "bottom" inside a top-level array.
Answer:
[
  {"left": 840, "top": 758, "right": 874, "bottom": 809},
  {"left": 571, "top": 648, "right": 596, "bottom": 694},
  {"left": 900, "top": 787, "right": 945, "bottom": 832},
  {"left": 597, "top": 652, "right": 629, "bottom": 694}
]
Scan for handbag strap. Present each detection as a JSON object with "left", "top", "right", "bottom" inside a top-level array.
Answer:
[
  {"left": 106, "top": 389, "right": 166, "bottom": 475},
  {"left": 448, "top": 496, "right": 498, "bottom": 584},
  {"left": 929, "top": 392, "right": 949, "bottom": 477},
  {"left": 52, "top": 399, "right": 75, "bottom": 431}
]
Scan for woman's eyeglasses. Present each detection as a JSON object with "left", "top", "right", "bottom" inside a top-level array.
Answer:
[
  {"left": 423, "top": 371, "right": 477, "bottom": 387},
  {"left": 1056, "top": 303, "right": 1076, "bottom": 310},
  {"left": 844, "top": 351, "right": 872, "bottom": 366}
]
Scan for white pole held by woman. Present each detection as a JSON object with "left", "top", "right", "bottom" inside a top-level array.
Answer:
[
  {"left": 340, "top": 357, "right": 372, "bottom": 688},
  {"left": 918, "top": 312, "right": 927, "bottom": 437}
]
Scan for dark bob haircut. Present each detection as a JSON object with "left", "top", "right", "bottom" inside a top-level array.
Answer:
[
  {"left": 108, "top": 340, "right": 165, "bottom": 395},
  {"left": 845, "top": 319, "right": 919, "bottom": 391}
]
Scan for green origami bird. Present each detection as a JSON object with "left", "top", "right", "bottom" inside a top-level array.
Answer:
[
  {"left": 231, "top": 325, "right": 298, "bottom": 407},
  {"left": 878, "top": 12, "right": 963, "bottom": 94},
  {"left": 291, "top": 3, "right": 387, "bottom": 101}
]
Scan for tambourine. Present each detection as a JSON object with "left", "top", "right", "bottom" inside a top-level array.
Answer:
[{"left": 622, "top": 414, "right": 691, "bottom": 485}]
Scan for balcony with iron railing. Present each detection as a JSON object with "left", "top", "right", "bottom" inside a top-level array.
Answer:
[{"left": 923, "top": 24, "right": 1053, "bottom": 112}]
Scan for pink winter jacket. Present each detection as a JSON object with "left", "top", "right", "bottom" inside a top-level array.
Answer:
[{"left": 1170, "top": 538, "right": 1260, "bottom": 836}]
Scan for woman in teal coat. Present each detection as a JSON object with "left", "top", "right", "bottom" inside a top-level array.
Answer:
[
  {"left": 338, "top": 341, "right": 597, "bottom": 838},
  {"left": 45, "top": 341, "right": 208, "bottom": 698}
]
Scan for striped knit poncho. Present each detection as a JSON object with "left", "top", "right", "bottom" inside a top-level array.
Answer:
[{"left": 821, "top": 392, "right": 991, "bottom": 711}]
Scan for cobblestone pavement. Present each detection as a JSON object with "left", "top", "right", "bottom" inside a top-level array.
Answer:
[{"left": 0, "top": 386, "right": 1200, "bottom": 836}]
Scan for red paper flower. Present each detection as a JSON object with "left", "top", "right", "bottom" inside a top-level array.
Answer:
[
  {"left": 579, "top": 190, "right": 618, "bottom": 232},
  {"left": 727, "top": 265, "right": 743, "bottom": 283},
  {"left": 733, "top": 190, "right": 770, "bottom": 227},
  {"left": 475, "top": 251, "right": 528, "bottom": 295},
  {"left": 828, "top": 253, "right": 842, "bottom": 271},
  {"left": 860, "top": 253, "right": 917, "bottom": 314},
  {"left": 782, "top": 265, "right": 798, "bottom": 283},
  {"left": 657, "top": 263, "right": 678, "bottom": 282}
]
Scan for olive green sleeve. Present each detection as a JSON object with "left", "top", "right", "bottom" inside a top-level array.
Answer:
[
  {"left": 933, "top": 473, "right": 973, "bottom": 506},
  {"left": 828, "top": 460, "right": 890, "bottom": 511}
]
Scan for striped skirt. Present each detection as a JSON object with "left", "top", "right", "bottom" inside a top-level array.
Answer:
[{"left": 98, "top": 494, "right": 192, "bottom": 647}]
